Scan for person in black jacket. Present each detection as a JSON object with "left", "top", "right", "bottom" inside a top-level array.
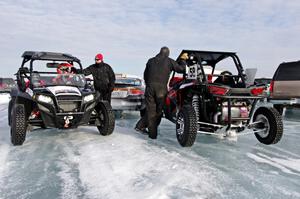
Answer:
[
  {"left": 135, "top": 47, "right": 186, "bottom": 139},
  {"left": 83, "top": 53, "right": 115, "bottom": 103}
]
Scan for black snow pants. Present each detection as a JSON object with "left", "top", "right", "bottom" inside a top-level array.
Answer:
[
  {"left": 136, "top": 83, "right": 167, "bottom": 139},
  {"left": 96, "top": 90, "right": 112, "bottom": 104}
]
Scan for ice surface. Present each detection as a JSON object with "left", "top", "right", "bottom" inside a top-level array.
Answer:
[
  {"left": 0, "top": 93, "right": 10, "bottom": 104},
  {"left": 0, "top": 104, "right": 299, "bottom": 199}
]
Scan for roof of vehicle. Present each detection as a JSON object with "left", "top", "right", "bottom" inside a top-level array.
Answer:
[
  {"left": 22, "top": 51, "right": 80, "bottom": 62},
  {"left": 177, "top": 50, "right": 237, "bottom": 65},
  {"left": 115, "top": 73, "right": 142, "bottom": 79},
  {"left": 273, "top": 61, "right": 300, "bottom": 81},
  {"left": 0, "top": 77, "right": 14, "bottom": 81}
]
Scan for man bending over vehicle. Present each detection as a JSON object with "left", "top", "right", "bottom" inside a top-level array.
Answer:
[
  {"left": 83, "top": 53, "right": 115, "bottom": 103},
  {"left": 135, "top": 47, "right": 187, "bottom": 139}
]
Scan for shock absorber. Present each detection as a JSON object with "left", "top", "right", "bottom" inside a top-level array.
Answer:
[{"left": 192, "top": 95, "right": 200, "bottom": 129}]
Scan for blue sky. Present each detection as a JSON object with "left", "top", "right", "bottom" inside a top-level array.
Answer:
[{"left": 0, "top": 0, "right": 299, "bottom": 77}]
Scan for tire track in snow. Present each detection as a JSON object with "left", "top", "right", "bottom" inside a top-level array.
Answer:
[
  {"left": 72, "top": 124, "right": 241, "bottom": 199},
  {"left": 247, "top": 153, "right": 300, "bottom": 176},
  {"left": 55, "top": 132, "right": 89, "bottom": 199}
]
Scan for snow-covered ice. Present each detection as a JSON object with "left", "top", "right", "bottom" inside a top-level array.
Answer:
[
  {"left": 0, "top": 93, "right": 10, "bottom": 104},
  {"left": 0, "top": 99, "right": 299, "bottom": 199}
]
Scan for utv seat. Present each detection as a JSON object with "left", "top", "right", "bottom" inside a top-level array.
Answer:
[{"left": 213, "top": 71, "right": 236, "bottom": 88}]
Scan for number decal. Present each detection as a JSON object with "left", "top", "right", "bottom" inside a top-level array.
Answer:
[{"left": 187, "top": 65, "right": 197, "bottom": 80}]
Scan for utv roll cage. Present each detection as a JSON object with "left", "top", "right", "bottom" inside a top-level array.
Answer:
[
  {"left": 176, "top": 50, "right": 247, "bottom": 85},
  {"left": 20, "top": 51, "right": 82, "bottom": 71},
  {"left": 18, "top": 51, "right": 83, "bottom": 90}
]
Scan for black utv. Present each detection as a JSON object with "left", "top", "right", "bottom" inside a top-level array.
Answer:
[{"left": 8, "top": 51, "right": 115, "bottom": 146}]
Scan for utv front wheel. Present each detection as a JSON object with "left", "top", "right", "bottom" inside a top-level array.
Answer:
[
  {"left": 96, "top": 101, "right": 115, "bottom": 136},
  {"left": 10, "top": 104, "right": 27, "bottom": 146},
  {"left": 8, "top": 97, "right": 16, "bottom": 126},
  {"left": 176, "top": 105, "right": 197, "bottom": 147},
  {"left": 253, "top": 107, "right": 283, "bottom": 145}
]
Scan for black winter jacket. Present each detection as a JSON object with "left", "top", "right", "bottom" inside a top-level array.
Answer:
[
  {"left": 144, "top": 54, "right": 185, "bottom": 86},
  {"left": 83, "top": 62, "right": 115, "bottom": 91}
]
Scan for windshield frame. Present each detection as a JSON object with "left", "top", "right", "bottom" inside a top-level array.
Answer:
[
  {"left": 20, "top": 59, "right": 83, "bottom": 89},
  {"left": 31, "top": 73, "right": 86, "bottom": 88}
]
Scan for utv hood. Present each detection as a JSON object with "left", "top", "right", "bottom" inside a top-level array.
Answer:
[{"left": 46, "top": 86, "right": 81, "bottom": 96}]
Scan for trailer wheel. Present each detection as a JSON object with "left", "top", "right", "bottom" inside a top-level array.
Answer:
[
  {"left": 10, "top": 104, "right": 27, "bottom": 146},
  {"left": 96, "top": 101, "right": 115, "bottom": 136},
  {"left": 253, "top": 107, "right": 283, "bottom": 145},
  {"left": 176, "top": 105, "right": 197, "bottom": 147}
]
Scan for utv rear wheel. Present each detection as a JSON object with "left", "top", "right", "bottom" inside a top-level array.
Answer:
[
  {"left": 176, "top": 105, "right": 197, "bottom": 147},
  {"left": 96, "top": 101, "right": 115, "bottom": 136},
  {"left": 10, "top": 104, "right": 27, "bottom": 146},
  {"left": 274, "top": 104, "right": 284, "bottom": 115},
  {"left": 253, "top": 107, "right": 283, "bottom": 145}
]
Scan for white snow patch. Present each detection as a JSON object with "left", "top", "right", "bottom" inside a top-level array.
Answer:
[
  {"left": 247, "top": 153, "right": 300, "bottom": 177},
  {"left": 0, "top": 94, "right": 10, "bottom": 104},
  {"left": 0, "top": 104, "right": 10, "bottom": 188},
  {"left": 0, "top": 143, "right": 9, "bottom": 181},
  {"left": 73, "top": 126, "right": 226, "bottom": 199},
  {"left": 257, "top": 153, "right": 300, "bottom": 173},
  {"left": 57, "top": 161, "right": 81, "bottom": 199}
]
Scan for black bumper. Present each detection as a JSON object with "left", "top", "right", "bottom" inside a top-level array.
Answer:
[{"left": 35, "top": 101, "right": 96, "bottom": 129}]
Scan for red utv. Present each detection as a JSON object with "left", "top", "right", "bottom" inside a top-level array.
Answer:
[{"left": 164, "top": 50, "right": 283, "bottom": 147}]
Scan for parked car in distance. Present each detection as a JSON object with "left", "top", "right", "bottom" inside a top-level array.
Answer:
[
  {"left": 255, "top": 78, "right": 272, "bottom": 96},
  {"left": 111, "top": 74, "right": 145, "bottom": 114},
  {"left": 268, "top": 61, "right": 300, "bottom": 114},
  {"left": 255, "top": 78, "right": 272, "bottom": 86},
  {"left": 0, "top": 78, "right": 16, "bottom": 93}
]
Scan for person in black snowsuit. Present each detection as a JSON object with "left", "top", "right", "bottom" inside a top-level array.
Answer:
[
  {"left": 83, "top": 53, "right": 115, "bottom": 103},
  {"left": 135, "top": 47, "right": 186, "bottom": 139}
]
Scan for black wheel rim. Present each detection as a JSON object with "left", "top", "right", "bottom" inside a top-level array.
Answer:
[{"left": 97, "top": 108, "right": 105, "bottom": 128}]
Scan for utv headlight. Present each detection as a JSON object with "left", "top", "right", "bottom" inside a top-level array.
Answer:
[
  {"left": 83, "top": 94, "right": 94, "bottom": 103},
  {"left": 37, "top": 95, "right": 53, "bottom": 104}
]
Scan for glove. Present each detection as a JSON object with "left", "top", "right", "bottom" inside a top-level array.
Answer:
[{"left": 180, "top": 53, "right": 189, "bottom": 60}]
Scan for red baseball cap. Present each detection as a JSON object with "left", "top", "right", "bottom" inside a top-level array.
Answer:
[{"left": 95, "top": 53, "right": 103, "bottom": 61}]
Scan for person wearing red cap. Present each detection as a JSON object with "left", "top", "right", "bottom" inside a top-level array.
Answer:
[
  {"left": 57, "top": 63, "right": 74, "bottom": 74},
  {"left": 83, "top": 53, "right": 115, "bottom": 103},
  {"left": 52, "top": 62, "right": 77, "bottom": 84}
]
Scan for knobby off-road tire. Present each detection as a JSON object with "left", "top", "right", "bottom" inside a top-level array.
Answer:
[
  {"left": 253, "top": 107, "right": 283, "bottom": 145},
  {"left": 8, "top": 98, "right": 14, "bottom": 126},
  {"left": 10, "top": 104, "right": 27, "bottom": 146},
  {"left": 273, "top": 104, "right": 284, "bottom": 115},
  {"left": 176, "top": 105, "right": 197, "bottom": 147},
  {"left": 96, "top": 101, "right": 115, "bottom": 136}
]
